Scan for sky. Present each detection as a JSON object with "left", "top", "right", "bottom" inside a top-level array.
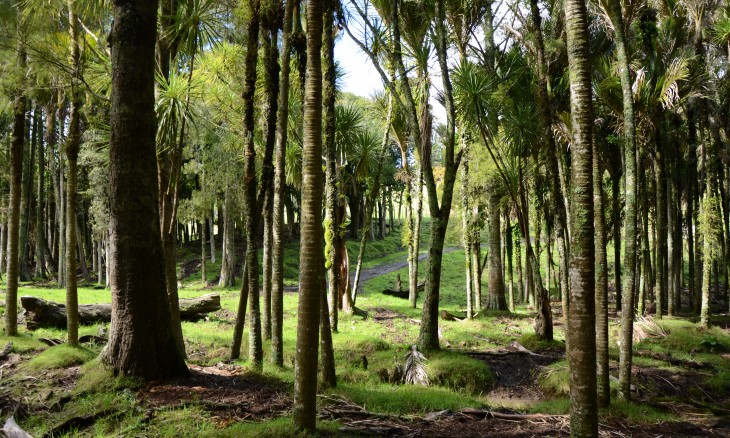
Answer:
[{"left": 334, "top": 28, "right": 448, "bottom": 124}]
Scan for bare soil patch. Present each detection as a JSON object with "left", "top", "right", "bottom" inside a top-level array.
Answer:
[
  {"left": 469, "top": 350, "right": 562, "bottom": 401},
  {"left": 138, "top": 364, "right": 291, "bottom": 421}
]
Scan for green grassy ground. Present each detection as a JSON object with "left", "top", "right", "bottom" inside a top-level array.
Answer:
[{"left": 1, "top": 221, "right": 728, "bottom": 436}]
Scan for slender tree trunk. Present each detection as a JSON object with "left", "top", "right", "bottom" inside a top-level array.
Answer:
[
  {"left": 472, "top": 206, "right": 483, "bottom": 310},
  {"left": 230, "top": 259, "right": 248, "bottom": 360},
  {"left": 201, "top": 219, "right": 206, "bottom": 284},
  {"left": 564, "top": 0, "right": 598, "bottom": 432},
  {"left": 655, "top": 142, "right": 666, "bottom": 318},
  {"left": 58, "top": 153, "right": 65, "bottom": 287},
  {"left": 4, "top": 36, "right": 27, "bottom": 337},
  {"left": 461, "top": 145, "right": 473, "bottom": 319},
  {"left": 667, "top": 165, "right": 676, "bottom": 317},
  {"left": 260, "top": 23, "right": 280, "bottom": 344},
  {"left": 351, "top": 97, "right": 394, "bottom": 306},
  {"left": 294, "top": 0, "right": 324, "bottom": 428},
  {"left": 612, "top": 177, "right": 621, "bottom": 311},
  {"left": 506, "top": 216, "right": 515, "bottom": 311},
  {"left": 487, "top": 187, "right": 507, "bottom": 310},
  {"left": 320, "top": 281, "right": 336, "bottom": 388},
  {"left": 19, "top": 109, "right": 34, "bottom": 282},
  {"left": 219, "top": 188, "right": 236, "bottom": 287},
  {"left": 606, "top": 0, "right": 639, "bottom": 400},
  {"left": 594, "top": 142, "right": 609, "bottom": 408},
  {"left": 209, "top": 211, "right": 216, "bottom": 263},
  {"left": 65, "top": 5, "right": 84, "bottom": 344},
  {"left": 323, "top": 0, "right": 339, "bottom": 331},
  {"left": 0, "top": 222, "right": 5, "bottom": 278},
  {"left": 271, "top": 0, "right": 296, "bottom": 367},
  {"left": 240, "top": 0, "right": 262, "bottom": 368},
  {"left": 529, "top": 0, "right": 570, "bottom": 318},
  {"left": 102, "top": 0, "right": 188, "bottom": 379},
  {"left": 35, "top": 105, "right": 46, "bottom": 279}
]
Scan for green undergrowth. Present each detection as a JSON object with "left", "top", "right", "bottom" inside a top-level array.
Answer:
[
  {"left": 24, "top": 344, "right": 96, "bottom": 371},
  {"left": 205, "top": 416, "right": 341, "bottom": 437},
  {"left": 330, "top": 382, "right": 485, "bottom": 415},
  {"left": 0, "top": 332, "right": 47, "bottom": 352},
  {"left": 428, "top": 351, "right": 494, "bottom": 394},
  {"left": 517, "top": 333, "right": 566, "bottom": 351},
  {"left": 538, "top": 359, "right": 569, "bottom": 395},
  {"left": 75, "top": 358, "right": 145, "bottom": 394},
  {"left": 603, "top": 399, "right": 676, "bottom": 423}
]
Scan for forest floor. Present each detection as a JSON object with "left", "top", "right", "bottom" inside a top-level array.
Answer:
[{"left": 1, "top": 228, "right": 730, "bottom": 437}]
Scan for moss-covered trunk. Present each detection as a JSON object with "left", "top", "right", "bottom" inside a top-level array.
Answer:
[{"left": 564, "top": 0, "right": 598, "bottom": 431}]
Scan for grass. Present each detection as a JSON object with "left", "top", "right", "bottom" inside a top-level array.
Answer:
[
  {"left": 3, "top": 220, "right": 729, "bottom": 435},
  {"left": 537, "top": 360, "right": 570, "bottom": 395},
  {"left": 330, "top": 383, "right": 485, "bottom": 415},
  {"left": 427, "top": 351, "right": 494, "bottom": 394},
  {"left": 24, "top": 344, "right": 96, "bottom": 371}
]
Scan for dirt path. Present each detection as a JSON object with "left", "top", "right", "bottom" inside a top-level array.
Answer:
[
  {"left": 350, "top": 246, "right": 461, "bottom": 287},
  {"left": 283, "top": 246, "right": 461, "bottom": 292}
]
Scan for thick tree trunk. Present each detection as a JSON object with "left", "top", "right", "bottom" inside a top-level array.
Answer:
[
  {"left": 102, "top": 0, "right": 188, "bottom": 380},
  {"left": 294, "top": 0, "right": 325, "bottom": 428},
  {"left": 564, "top": 0, "right": 598, "bottom": 432}
]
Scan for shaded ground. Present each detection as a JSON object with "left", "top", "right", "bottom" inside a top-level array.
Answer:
[
  {"left": 320, "top": 395, "right": 727, "bottom": 437},
  {"left": 138, "top": 364, "right": 291, "bottom": 422},
  {"left": 469, "top": 349, "right": 562, "bottom": 403}
]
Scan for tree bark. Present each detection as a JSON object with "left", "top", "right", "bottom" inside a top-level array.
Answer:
[
  {"left": 487, "top": 187, "right": 507, "bottom": 310},
  {"left": 4, "top": 36, "right": 27, "bottom": 337},
  {"left": 219, "top": 188, "right": 236, "bottom": 287},
  {"left": 294, "top": 0, "right": 324, "bottom": 429},
  {"left": 240, "top": 0, "right": 262, "bottom": 368},
  {"left": 271, "top": 0, "right": 296, "bottom": 368},
  {"left": 594, "top": 142, "right": 609, "bottom": 408},
  {"left": 19, "top": 109, "right": 34, "bottom": 282},
  {"left": 102, "top": 0, "right": 188, "bottom": 380},
  {"left": 608, "top": 0, "right": 639, "bottom": 401},
  {"left": 323, "top": 0, "right": 340, "bottom": 331},
  {"left": 35, "top": 104, "right": 47, "bottom": 279},
  {"left": 65, "top": 0, "right": 82, "bottom": 346},
  {"left": 564, "top": 0, "right": 598, "bottom": 432}
]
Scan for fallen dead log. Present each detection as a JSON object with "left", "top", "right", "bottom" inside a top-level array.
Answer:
[
  {"left": 382, "top": 289, "right": 409, "bottom": 299},
  {"left": 460, "top": 407, "right": 567, "bottom": 421},
  {"left": 440, "top": 310, "right": 466, "bottom": 321},
  {"left": 20, "top": 293, "right": 221, "bottom": 330}
]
